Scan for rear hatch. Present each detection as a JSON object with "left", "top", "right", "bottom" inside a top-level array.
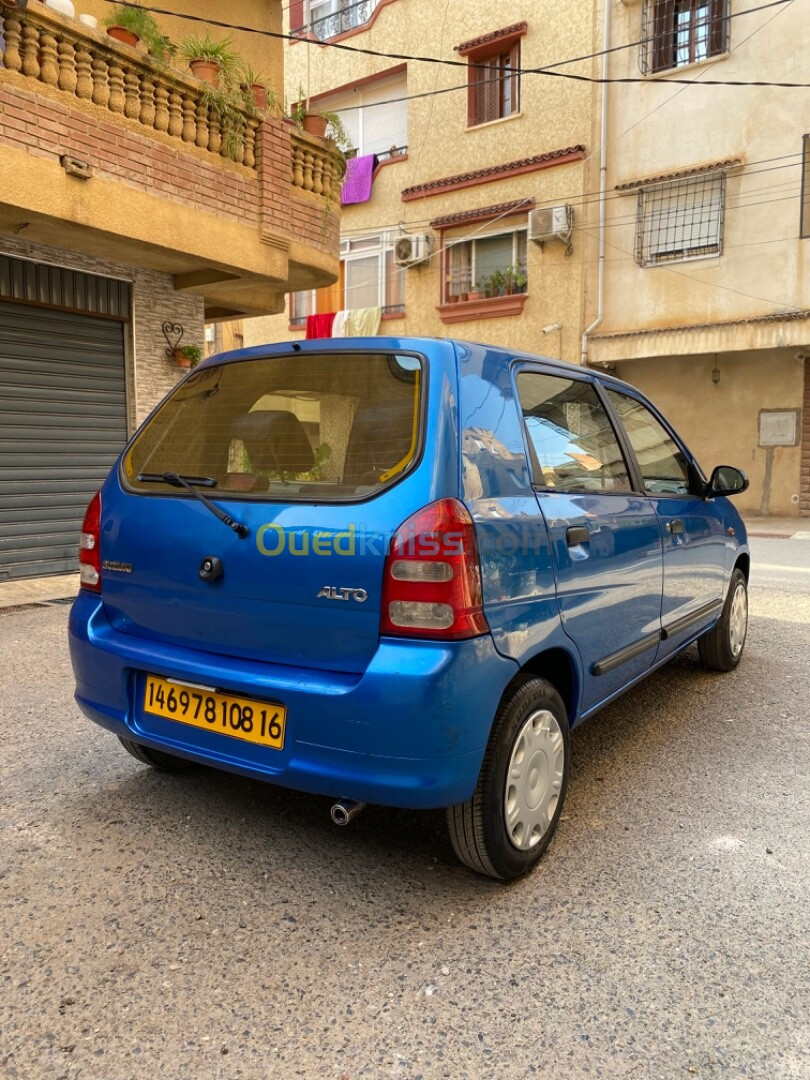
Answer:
[{"left": 99, "top": 349, "right": 426, "bottom": 674}]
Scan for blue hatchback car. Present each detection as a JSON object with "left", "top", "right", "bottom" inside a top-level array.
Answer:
[{"left": 69, "top": 337, "right": 750, "bottom": 880}]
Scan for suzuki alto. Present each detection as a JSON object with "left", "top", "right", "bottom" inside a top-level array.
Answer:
[{"left": 69, "top": 338, "right": 750, "bottom": 880}]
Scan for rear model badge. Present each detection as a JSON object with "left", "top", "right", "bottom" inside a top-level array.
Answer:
[
  {"left": 102, "top": 560, "right": 132, "bottom": 573},
  {"left": 317, "top": 586, "right": 368, "bottom": 603}
]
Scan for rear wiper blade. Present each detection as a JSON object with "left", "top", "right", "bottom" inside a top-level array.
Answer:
[
  {"left": 138, "top": 473, "right": 217, "bottom": 488},
  {"left": 137, "top": 472, "right": 248, "bottom": 539}
]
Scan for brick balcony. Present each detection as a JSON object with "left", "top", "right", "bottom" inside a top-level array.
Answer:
[{"left": 0, "top": 1, "right": 343, "bottom": 318}]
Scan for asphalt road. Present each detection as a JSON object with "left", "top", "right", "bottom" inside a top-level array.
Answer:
[{"left": 1, "top": 539, "right": 809, "bottom": 1080}]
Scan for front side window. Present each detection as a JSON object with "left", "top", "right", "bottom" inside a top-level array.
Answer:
[
  {"left": 123, "top": 352, "right": 422, "bottom": 501},
  {"left": 516, "top": 373, "right": 631, "bottom": 494},
  {"left": 446, "top": 229, "right": 527, "bottom": 300},
  {"left": 643, "top": 0, "right": 729, "bottom": 74},
  {"left": 606, "top": 390, "right": 692, "bottom": 496},
  {"left": 635, "top": 172, "right": 725, "bottom": 266}
]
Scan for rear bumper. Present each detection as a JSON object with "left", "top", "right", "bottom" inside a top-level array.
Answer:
[{"left": 68, "top": 592, "right": 518, "bottom": 809}]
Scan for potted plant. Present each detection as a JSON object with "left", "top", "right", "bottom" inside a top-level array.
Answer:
[
  {"left": 238, "top": 65, "right": 280, "bottom": 113},
  {"left": 174, "top": 344, "right": 202, "bottom": 369},
  {"left": 289, "top": 86, "right": 351, "bottom": 147},
  {"left": 489, "top": 269, "right": 506, "bottom": 298},
  {"left": 147, "top": 32, "right": 177, "bottom": 65},
  {"left": 181, "top": 32, "right": 238, "bottom": 87},
  {"left": 504, "top": 265, "right": 528, "bottom": 295},
  {"left": 468, "top": 279, "right": 485, "bottom": 302},
  {"left": 103, "top": 2, "right": 158, "bottom": 48}
]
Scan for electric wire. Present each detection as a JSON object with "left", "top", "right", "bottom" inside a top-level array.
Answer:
[{"left": 99, "top": 0, "right": 810, "bottom": 87}]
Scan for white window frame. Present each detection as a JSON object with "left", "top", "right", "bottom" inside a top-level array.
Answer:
[{"left": 341, "top": 230, "right": 404, "bottom": 312}]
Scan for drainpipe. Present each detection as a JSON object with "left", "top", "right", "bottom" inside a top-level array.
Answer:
[{"left": 581, "top": 0, "right": 612, "bottom": 366}]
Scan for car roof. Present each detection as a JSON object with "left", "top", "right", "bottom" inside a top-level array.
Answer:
[{"left": 203, "top": 336, "right": 639, "bottom": 395}]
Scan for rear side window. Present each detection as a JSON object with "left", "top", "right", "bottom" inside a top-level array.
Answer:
[
  {"left": 123, "top": 352, "right": 423, "bottom": 500},
  {"left": 516, "top": 372, "right": 631, "bottom": 493},
  {"left": 605, "top": 389, "right": 691, "bottom": 496}
]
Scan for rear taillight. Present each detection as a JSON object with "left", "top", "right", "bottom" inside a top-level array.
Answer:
[
  {"left": 79, "top": 491, "right": 101, "bottom": 592},
  {"left": 381, "top": 499, "right": 488, "bottom": 640}
]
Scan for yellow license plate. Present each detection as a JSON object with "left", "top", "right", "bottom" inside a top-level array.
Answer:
[{"left": 143, "top": 676, "right": 286, "bottom": 750}]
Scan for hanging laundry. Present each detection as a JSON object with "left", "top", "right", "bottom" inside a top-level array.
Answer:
[
  {"left": 305, "top": 312, "right": 336, "bottom": 339},
  {"left": 332, "top": 310, "right": 350, "bottom": 337},
  {"left": 341, "top": 155, "right": 379, "bottom": 206},
  {"left": 345, "top": 307, "right": 382, "bottom": 336}
]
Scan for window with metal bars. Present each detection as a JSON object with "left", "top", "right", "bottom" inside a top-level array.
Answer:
[
  {"left": 469, "top": 44, "right": 520, "bottom": 126},
  {"left": 640, "top": 0, "right": 729, "bottom": 74},
  {"left": 634, "top": 173, "right": 726, "bottom": 266}
]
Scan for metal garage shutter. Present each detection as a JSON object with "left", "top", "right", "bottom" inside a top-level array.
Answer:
[{"left": 0, "top": 299, "right": 128, "bottom": 580}]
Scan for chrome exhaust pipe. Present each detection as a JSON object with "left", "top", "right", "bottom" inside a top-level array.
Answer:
[{"left": 330, "top": 799, "right": 366, "bottom": 826}]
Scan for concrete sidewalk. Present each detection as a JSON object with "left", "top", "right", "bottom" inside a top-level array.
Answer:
[
  {"left": 0, "top": 573, "right": 80, "bottom": 610},
  {"left": 0, "top": 515, "right": 806, "bottom": 611},
  {"left": 743, "top": 516, "right": 810, "bottom": 539}
]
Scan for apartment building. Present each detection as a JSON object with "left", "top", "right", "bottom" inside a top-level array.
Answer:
[
  {"left": 244, "top": 0, "right": 598, "bottom": 362},
  {"left": 0, "top": 0, "right": 342, "bottom": 579},
  {"left": 585, "top": 0, "right": 810, "bottom": 517}
]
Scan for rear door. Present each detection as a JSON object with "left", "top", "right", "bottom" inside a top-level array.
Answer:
[
  {"left": 515, "top": 368, "right": 664, "bottom": 713},
  {"left": 100, "top": 349, "right": 427, "bottom": 674},
  {"left": 603, "top": 388, "right": 726, "bottom": 658}
]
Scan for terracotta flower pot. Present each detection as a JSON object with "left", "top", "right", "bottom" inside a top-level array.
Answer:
[
  {"left": 250, "top": 84, "right": 268, "bottom": 110},
  {"left": 447, "top": 294, "right": 459, "bottom": 304},
  {"left": 189, "top": 58, "right": 221, "bottom": 86},
  {"left": 302, "top": 113, "right": 328, "bottom": 138},
  {"left": 467, "top": 290, "right": 483, "bottom": 302},
  {"left": 174, "top": 348, "right": 192, "bottom": 368},
  {"left": 106, "top": 26, "right": 139, "bottom": 48}
]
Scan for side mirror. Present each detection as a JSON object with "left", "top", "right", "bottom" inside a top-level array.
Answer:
[{"left": 706, "top": 465, "right": 749, "bottom": 498}]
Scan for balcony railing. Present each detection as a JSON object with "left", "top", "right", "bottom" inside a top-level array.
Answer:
[
  {"left": 304, "top": 0, "right": 381, "bottom": 41},
  {"left": 0, "top": 3, "right": 260, "bottom": 168}
]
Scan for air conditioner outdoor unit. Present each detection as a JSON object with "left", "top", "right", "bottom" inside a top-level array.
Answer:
[
  {"left": 528, "top": 206, "right": 573, "bottom": 246},
  {"left": 394, "top": 234, "right": 433, "bottom": 267}
]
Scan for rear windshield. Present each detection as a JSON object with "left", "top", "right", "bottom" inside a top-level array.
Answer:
[{"left": 122, "top": 352, "right": 424, "bottom": 501}]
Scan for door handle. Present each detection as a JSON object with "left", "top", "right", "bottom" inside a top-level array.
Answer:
[
  {"left": 566, "top": 525, "right": 590, "bottom": 546},
  {"left": 666, "top": 518, "right": 684, "bottom": 535}
]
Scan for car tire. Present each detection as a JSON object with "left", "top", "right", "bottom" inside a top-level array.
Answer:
[
  {"left": 447, "top": 676, "right": 570, "bottom": 881},
  {"left": 698, "top": 567, "right": 748, "bottom": 673},
  {"left": 118, "top": 737, "right": 194, "bottom": 772}
]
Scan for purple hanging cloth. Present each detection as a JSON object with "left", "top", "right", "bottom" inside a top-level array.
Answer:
[{"left": 341, "top": 155, "right": 378, "bottom": 205}]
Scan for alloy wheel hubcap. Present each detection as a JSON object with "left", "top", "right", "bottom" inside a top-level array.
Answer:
[
  {"left": 504, "top": 709, "right": 565, "bottom": 851},
  {"left": 729, "top": 582, "right": 748, "bottom": 658}
]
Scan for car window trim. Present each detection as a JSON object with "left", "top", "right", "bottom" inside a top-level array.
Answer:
[
  {"left": 597, "top": 381, "right": 706, "bottom": 500},
  {"left": 510, "top": 360, "right": 643, "bottom": 497},
  {"left": 119, "top": 348, "right": 430, "bottom": 507}
]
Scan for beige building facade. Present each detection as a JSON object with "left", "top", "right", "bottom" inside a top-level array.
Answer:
[
  {"left": 244, "top": 0, "right": 809, "bottom": 519},
  {"left": 0, "top": 0, "right": 341, "bottom": 578},
  {"left": 244, "top": 0, "right": 600, "bottom": 364},
  {"left": 585, "top": 0, "right": 810, "bottom": 517}
]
